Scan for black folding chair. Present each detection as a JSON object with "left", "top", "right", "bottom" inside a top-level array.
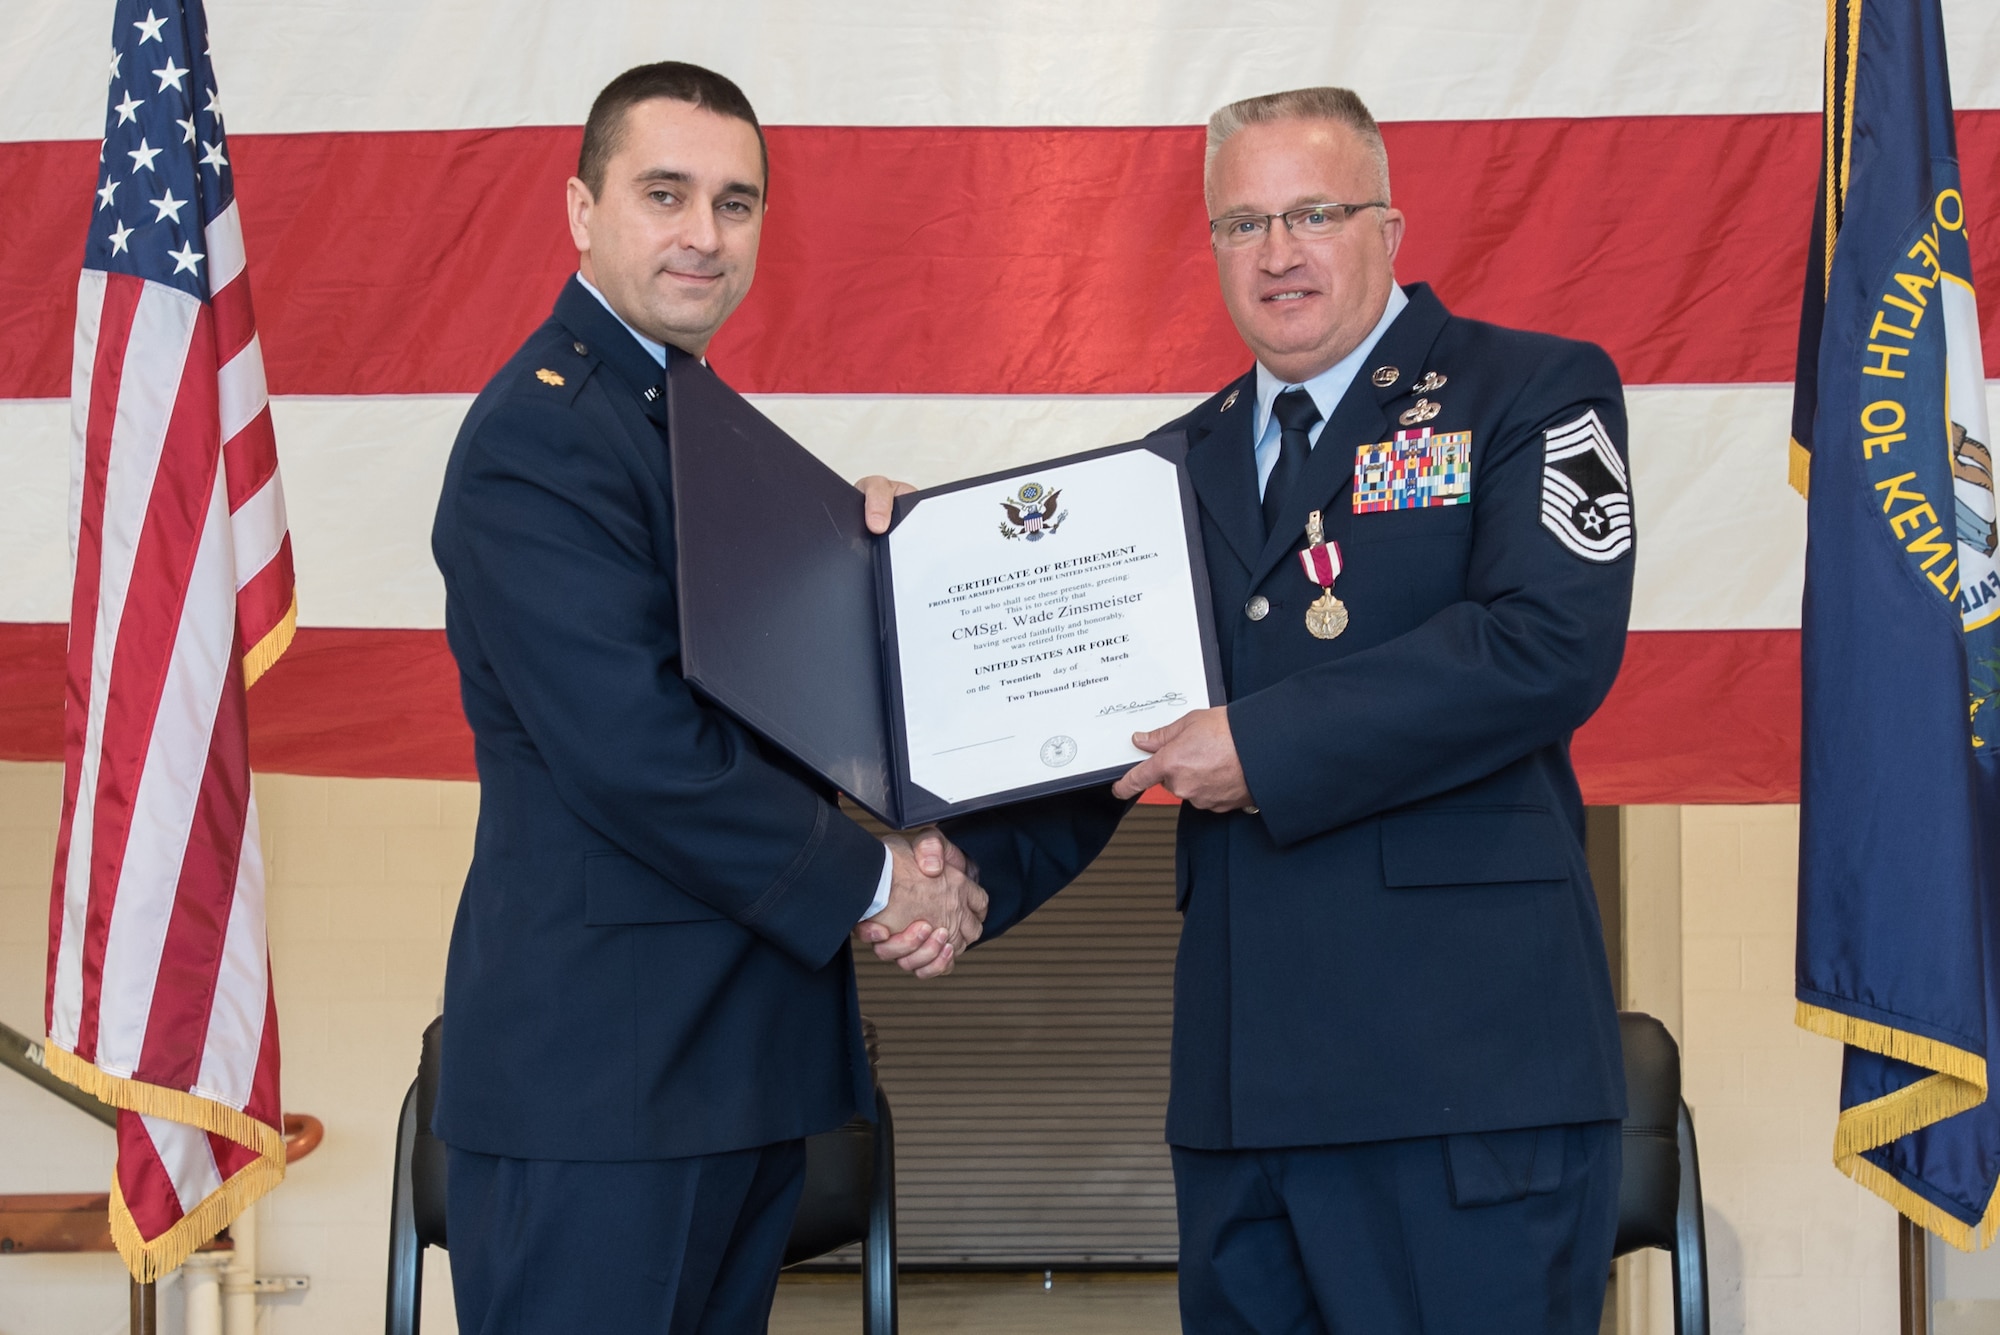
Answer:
[
  {"left": 1614, "top": 1011, "right": 1710, "bottom": 1335},
  {"left": 385, "top": 1016, "right": 898, "bottom": 1334}
]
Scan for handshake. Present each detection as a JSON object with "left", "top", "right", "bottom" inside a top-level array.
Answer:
[{"left": 857, "top": 828, "right": 988, "bottom": 980}]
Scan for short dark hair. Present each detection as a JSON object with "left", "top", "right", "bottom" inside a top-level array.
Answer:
[{"left": 577, "top": 62, "right": 768, "bottom": 197}]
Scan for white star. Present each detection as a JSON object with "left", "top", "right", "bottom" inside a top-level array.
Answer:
[
  {"left": 150, "top": 187, "right": 187, "bottom": 223},
  {"left": 1579, "top": 506, "right": 1607, "bottom": 535},
  {"left": 127, "top": 137, "right": 161, "bottom": 173},
  {"left": 107, "top": 221, "right": 135, "bottom": 255},
  {"left": 133, "top": 9, "right": 167, "bottom": 43},
  {"left": 199, "top": 140, "right": 227, "bottom": 171},
  {"left": 114, "top": 92, "right": 144, "bottom": 124},
  {"left": 153, "top": 57, "right": 188, "bottom": 92},
  {"left": 167, "top": 240, "right": 204, "bottom": 274},
  {"left": 109, "top": 48, "right": 122, "bottom": 81},
  {"left": 96, "top": 177, "right": 119, "bottom": 209},
  {"left": 203, "top": 87, "right": 223, "bottom": 121},
  {"left": 177, "top": 115, "right": 197, "bottom": 143}
]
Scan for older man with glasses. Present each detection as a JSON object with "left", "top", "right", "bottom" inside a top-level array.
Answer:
[{"left": 913, "top": 85, "right": 1638, "bottom": 1334}]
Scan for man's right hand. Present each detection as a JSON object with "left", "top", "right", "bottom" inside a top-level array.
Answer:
[{"left": 859, "top": 830, "right": 987, "bottom": 979}]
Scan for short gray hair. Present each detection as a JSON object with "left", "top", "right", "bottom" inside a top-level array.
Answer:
[{"left": 1204, "top": 87, "right": 1390, "bottom": 204}]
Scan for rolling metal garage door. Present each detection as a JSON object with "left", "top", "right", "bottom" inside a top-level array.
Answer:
[{"left": 847, "top": 803, "right": 1181, "bottom": 1266}]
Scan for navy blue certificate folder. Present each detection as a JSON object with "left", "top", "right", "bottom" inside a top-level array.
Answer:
[{"left": 668, "top": 356, "right": 1220, "bottom": 829}]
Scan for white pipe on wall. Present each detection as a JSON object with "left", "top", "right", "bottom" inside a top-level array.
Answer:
[
  {"left": 222, "top": 1202, "right": 258, "bottom": 1335},
  {"left": 182, "top": 1254, "right": 226, "bottom": 1335}
]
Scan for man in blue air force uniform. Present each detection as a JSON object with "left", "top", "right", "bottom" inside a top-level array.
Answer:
[
  {"left": 873, "top": 86, "right": 1635, "bottom": 1334},
  {"left": 429, "top": 63, "right": 984, "bottom": 1333}
]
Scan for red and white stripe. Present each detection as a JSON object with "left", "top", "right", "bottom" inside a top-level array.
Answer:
[
  {"left": 1298, "top": 541, "right": 1342, "bottom": 589},
  {"left": 44, "top": 192, "right": 291, "bottom": 1277},
  {"left": 1, "top": 0, "right": 1998, "bottom": 808}
]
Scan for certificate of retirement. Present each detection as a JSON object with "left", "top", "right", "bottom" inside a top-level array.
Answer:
[
  {"left": 885, "top": 445, "right": 1217, "bottom": 806},
  {"left": 669, "top": 349, "right": 1221, "bottom": 827}
]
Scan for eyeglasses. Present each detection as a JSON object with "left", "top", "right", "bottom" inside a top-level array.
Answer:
[{"left": 1208, "top": 202, "right": 1388, "bottom": 247}]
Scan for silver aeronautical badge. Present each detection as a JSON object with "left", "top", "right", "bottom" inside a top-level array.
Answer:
[
  {"left": 1399, "top": 398, "right": 1442, "bottom": 426},
  {"left": 1412, "top": 371, "right": 1447, "bottom": 394}
]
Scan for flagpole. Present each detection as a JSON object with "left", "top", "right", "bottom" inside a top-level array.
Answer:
[
  {"left": 1899, "top": 1217, "right": 1929, "bottom": 1335},
  {"left": 129, "top": 1277, "right": 157, "bottom": 1335}
]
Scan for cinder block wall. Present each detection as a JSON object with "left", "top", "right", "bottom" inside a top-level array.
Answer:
[
  {"left": 1675, "top": 805, "right": 1899, "bottom": 1335},
  {"left": 0, "top": 763, "right": 465, "bottom": 1335},
  {"left": 0, "top": 768, "right": 1908, "bottom": 1334}
]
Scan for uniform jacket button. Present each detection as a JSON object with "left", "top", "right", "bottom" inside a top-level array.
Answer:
[
  {"left": 1245, "top": 596, "right": 1270, "bottom": 621},
  {"left": 573, "top": 341, "right": 589, "bottom": 356}
]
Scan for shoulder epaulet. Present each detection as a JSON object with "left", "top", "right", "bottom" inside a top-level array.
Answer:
[{"left": 516, "top": 333, "right": 597, "bottom": 406}]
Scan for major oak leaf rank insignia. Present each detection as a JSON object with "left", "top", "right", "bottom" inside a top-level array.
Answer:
[{"left": 1539, "top": 408, "right": 1632, "bottom": 563}]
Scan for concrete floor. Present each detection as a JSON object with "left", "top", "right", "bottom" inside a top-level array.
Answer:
[{"left": 770, "top": 1271, "right": 1181, "bottom": 1334}]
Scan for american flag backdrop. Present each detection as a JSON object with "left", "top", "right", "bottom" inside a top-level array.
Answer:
[
  {"left": 39, "top": 0, "right": 292, "bottom": 1281},
  {"left": 2, "top": 2, "right": 1994, "bottom": 809},
  {"left": 0, "top": 2, "right": 1992, "bottom": 1324}
]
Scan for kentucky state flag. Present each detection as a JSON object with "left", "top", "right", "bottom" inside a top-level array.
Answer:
[{"left": 1792, "top": 0, "right": 2000, "bottom": 1247}]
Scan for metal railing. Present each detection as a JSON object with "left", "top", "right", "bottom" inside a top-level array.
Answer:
[{"left": 0, "top": 1018, "right": 115, "bottom": 1127}]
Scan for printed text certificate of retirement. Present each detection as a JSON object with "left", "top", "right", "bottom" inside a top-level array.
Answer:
[{"left": 888, "top": 449, "right": 1211, "bottom": 805}]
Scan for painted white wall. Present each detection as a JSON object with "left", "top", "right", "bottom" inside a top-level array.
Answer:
[
  {"left": 1931, "top": 1231, "right": 2000, "bottom": 1332},
  {"left": 0, "top": 763, "right": 462, "bottom": 1335},
  {"left": 0, "top": 772, "right": 1923, "bottom": 1335},
  {"left": 1617, "top": 804, "right": 1903, "bottom": 1335}
]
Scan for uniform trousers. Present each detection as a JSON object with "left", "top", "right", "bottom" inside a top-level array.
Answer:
[
  {"left": 446, "top": 1139, "right": 807, "bottom": 1335},
  {"left": 1172, "top": 1120, "right": 1620, "bottom": 1335}
]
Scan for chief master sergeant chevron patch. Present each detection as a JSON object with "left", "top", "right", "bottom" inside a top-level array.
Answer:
[{"left": 1539, "top": 408, "right": 1632, "bottom": 562}]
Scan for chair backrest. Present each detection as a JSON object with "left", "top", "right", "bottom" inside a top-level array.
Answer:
[
  {"left": 1614, "top": 1011, "right": 1682, "bottom": 1257},
  {"left": 403, "top": 1014, "right": 876, "bottom": 1263},
  {"left": 390, "top": 1016, "right": 898, "bottom": 1335},
  {"left": 784, "top": 1115, "right": 876, "bottom": 1265},
  {"left": 410, "top": 1016, "right": 447, "bottom": 1251}
]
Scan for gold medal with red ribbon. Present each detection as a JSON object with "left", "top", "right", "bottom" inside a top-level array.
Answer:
[{"left": 1298, "top": 509, "right": 1348, "bottom": 640}]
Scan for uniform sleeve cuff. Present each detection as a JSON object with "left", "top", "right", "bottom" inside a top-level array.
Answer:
[{"left": 861, "top": 845, "right": 895, "bottom": 922}]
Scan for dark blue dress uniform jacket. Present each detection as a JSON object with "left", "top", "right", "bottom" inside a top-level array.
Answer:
[
  {"left": 429, "top": 278, "right": 883, "bottom": 1162},
  {"left": 949, "top": 283, "right": 1633, "bottom": 1150}
]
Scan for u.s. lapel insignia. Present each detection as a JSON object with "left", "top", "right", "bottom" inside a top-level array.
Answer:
[
  {"left": 1399, "top": 398, "right": 1440, "bottom": 426},
  {"left": 1371, "top": 366, "right": 1399, "bottom": 388},
  {"left": 535, "top": 368, "right": 565, "bottom": 386},
  {"left": 1220, "top": 387, "right": 1240, "bottom": 412},
  {"left": 1412, "top": 371, "right": 1447, "bottom": 394}
]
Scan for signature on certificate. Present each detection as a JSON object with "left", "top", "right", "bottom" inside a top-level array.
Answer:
[{"left": 1097, "top": 691, "right": 1187, "bottom": 717}]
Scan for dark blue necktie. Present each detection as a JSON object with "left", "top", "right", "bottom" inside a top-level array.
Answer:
[{"left": 1263, "top": 387, "right": 1322, "bottom": 537}]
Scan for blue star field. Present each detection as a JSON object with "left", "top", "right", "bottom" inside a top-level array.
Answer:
[{"left": 88, "top": 0, "right": 235, "bottom": 303}]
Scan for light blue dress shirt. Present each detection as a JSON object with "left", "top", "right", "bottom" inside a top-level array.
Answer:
[
  {"left": 577, "top": 272, "right": 670, "bottom": 368},
  {"left": 1250, "top": 284, "right": 1409, "bottom": 499},
  {"left": 577, "top": 272, "right": 898, "bottom": 919}
]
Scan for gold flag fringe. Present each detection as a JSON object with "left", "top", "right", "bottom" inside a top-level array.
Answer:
[
  {"left": 1840, "top": 1150, "right": 2000, "bottom": 1253},
  {"left": 42, "top": 1042, "right": 287, "bottom": 1281},
  {"left": 1789, "top": 438, "right": 1812, "bottom": 498},
  {"left": 110, "top": 1144, "right": 285, "bottom": 1281},
  {"left": 1795, "top": 1002, "right": 1986, "bottom": 1093},
  {"left": 1797, "top": 1001, "right": 1996, "bottom": 1247},
  {"left": 241, "top": 591, "right": 297, "bottom": 691}
]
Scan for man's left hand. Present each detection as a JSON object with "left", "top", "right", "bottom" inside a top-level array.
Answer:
[
  {"left": 1111, "top": 707, "right": 1254, "bottom": 811},
  {"left": 857, "top": 475, "right": 918, "bottom": 535}
]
